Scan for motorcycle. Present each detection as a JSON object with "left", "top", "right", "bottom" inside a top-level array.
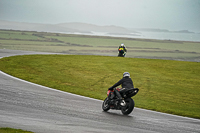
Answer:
[
  {"left": 118, "top": 49, "right": 126, "bottom": 57},
  {"left": 102, "top": 88, "right": 139, "bottom": 115}
]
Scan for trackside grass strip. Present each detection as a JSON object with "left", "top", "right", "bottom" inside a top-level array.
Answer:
[
  {"left": 0, "top": 55, "right": 199, "bottom": 119},
  {"left": 0, "top": 127, "right": 33, "bottom": 133}
]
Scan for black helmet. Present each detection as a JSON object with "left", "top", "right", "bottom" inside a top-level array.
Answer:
[{"left": 123, "top": 72, "right": 130, "bottom": 77}]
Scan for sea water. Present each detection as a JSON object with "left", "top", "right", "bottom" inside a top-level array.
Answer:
[
  {"left": 135, "top": 31, "right": 200, "bottom": 42},
  {"left": 67, "top": 31, "right": 200, "bottom": 42}
]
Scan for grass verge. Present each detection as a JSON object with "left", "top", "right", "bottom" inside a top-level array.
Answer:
[
  {"left": 0, "top": 128, "right": 33, "bottom": 133},
  {"left": 1, "top": 29, "right": 200, "bottom": 61},
  {"left": 0, "top": 54, "right": 199, "bottom": 119}
]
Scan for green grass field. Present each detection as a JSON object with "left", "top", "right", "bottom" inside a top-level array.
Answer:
[
  {"left": 0, "top": 128, "right": 33, "bottom": 133},
  {"left": 0, "top": 54, "right": 199, "bottom": 119},
  {"left": 0, "top": 29, "right": 200, "bottom": 61}
]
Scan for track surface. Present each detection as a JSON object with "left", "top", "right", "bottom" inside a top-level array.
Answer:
[{"left": 0, "top": 49, "right": 200, "bottom": 133}]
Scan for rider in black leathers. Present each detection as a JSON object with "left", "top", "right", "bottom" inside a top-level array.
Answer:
[{"left": 108, "top": 72, "right": 134, "bottom": 106}]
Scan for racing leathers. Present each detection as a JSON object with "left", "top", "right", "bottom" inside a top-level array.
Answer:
[
  {"left": 108, "top": 76, "right": 134, "bottom": 105},
  {"left": 118, "top": 46, "right": 127, "bottom": 57}
]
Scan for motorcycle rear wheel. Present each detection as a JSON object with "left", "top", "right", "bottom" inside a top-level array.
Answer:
[
  {"left": 121, "top": 98, "right": 134, "bottom": 115},
  {"left": 102, "top": 97, "right": 110, "bottom": 111},
  {"left": 118, "top": 53, "right": 125, "bottom": 57}
]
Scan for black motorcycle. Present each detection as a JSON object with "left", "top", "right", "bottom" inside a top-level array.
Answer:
[
  {"left": 102, "top": 88, "right": 139, "bottom": 115},
  {"left": 118, "top": 49, "right": 126, "bottom": 57}
]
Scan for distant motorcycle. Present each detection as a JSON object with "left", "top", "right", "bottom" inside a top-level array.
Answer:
[
  {"left": 118, "top": 49, "right": 126, "bottom": 57},
  {"left": 102, "top": 88, "right": 139, "bottom": 115}
]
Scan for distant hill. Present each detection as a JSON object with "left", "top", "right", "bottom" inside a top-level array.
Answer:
[
  {"left": 0, "top": 20, "right": 195, "bottom": 35},
  {"left": 0, "top": 20, "right": 78, "bottom": 33},
  {"left": 0, "top": 20, "right": 133, "bottom": 34},
  {"left": 56, "top": 22, "right": 132, "bottom": 33}
]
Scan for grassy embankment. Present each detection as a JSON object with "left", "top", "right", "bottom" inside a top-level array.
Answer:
[
  {"left": 0, "top": 54, "right": 199, "bottom": 119},
  {"left": 0, "top": 128, "right": 33, "bottom": 133}
]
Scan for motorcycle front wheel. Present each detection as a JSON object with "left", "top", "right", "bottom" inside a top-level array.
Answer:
[
  {"left": 102, "top": 97, "right": 110, "bottom": 112},
  {"left": 121, "top": 98, "right": 134, "bottom": 115}
]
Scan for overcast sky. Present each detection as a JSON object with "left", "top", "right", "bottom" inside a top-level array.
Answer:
[{"left": 0, "top": 0, "right": 200, "bottom": 32}]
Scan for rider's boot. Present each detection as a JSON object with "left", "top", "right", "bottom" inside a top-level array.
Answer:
[{"left": 114, "top": 89, "right": 126, "bottom": 106}]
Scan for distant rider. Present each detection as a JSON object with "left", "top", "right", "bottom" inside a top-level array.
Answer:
[
  {"left": 118, "top": 43, "right": 127, "bottom": 57},
  {"left": 108, "top": 72, "right": 134, "bottom": 106}
]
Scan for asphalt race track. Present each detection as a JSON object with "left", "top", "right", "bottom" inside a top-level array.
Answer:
[{"left": 0, "top": 49, "right": 200, "bottom": 133}]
